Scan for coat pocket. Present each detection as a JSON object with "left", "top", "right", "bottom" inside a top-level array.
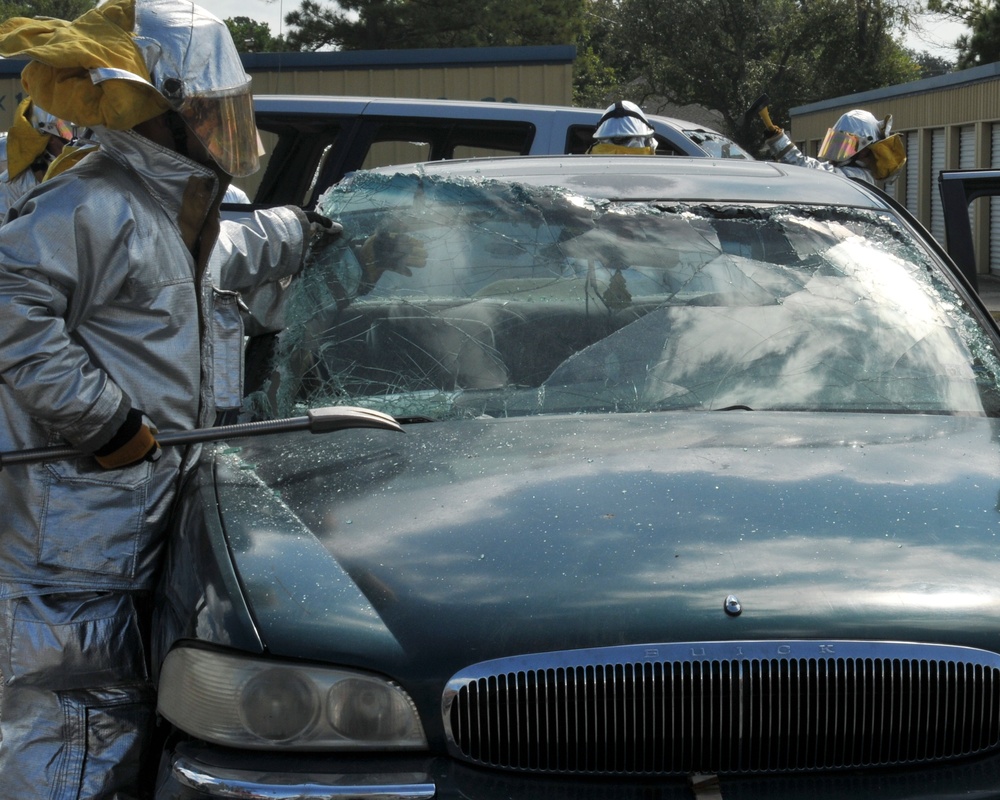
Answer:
[
  {"left": 1, "top": 592, "right": 149, "bottom": 689},
  {"left": 37, "top": 458, "right": 152, "bottom": 578}
]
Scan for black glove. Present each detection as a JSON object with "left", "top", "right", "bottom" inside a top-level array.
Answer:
[
  {"left": 305, "top": 211, "right": 343, "bottom": 242},
  {"left": 93, "top": 408, "right": 161, "bottom": 469}
]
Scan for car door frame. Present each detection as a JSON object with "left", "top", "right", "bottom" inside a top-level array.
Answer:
[{"left": 938, "top": 169, "right": 1000, "bottom": 291}]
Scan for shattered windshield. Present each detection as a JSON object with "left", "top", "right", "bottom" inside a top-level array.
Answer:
[{"left": 251, "top": 170, "right": 1000, "bottom": 422}]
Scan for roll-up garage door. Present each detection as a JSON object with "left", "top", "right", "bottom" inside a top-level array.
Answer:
[
  {"left": 904, "top": 132, "right": 919, "bottom": 217},
  {"left": 930, "top": 128, "right": 946, "bottom": 244}
]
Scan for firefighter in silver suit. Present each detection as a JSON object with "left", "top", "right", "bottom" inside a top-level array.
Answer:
[
  {"left": 0, "top": 1, "right": 316, "bottom": 796},
  {"left": 765, "top": 108, "right": 907, "bottom": 186}
]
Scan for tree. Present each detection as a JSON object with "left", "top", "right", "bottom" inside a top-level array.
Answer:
[
  {"left": 960, "top": 7, "right": 1000, "bottom": 66},
  {"left": 1, "top": 0, "right": 95, "bottom": 18},
  {"left": 283, "top": 0, "right": 587, "bottom": 51},
  {"left": 603, "top": 0, "right": 921, "bottom": 150},
  {"left": 573, "top": 0, "right": 621, "bottom": 106},
  {"left": 929, "top": 0, "right": 1000, "bottom": 67},
  {"left": 909, "top": 48, "right": 955, "bottom": 76},
  {"left": 225, "top": 16, "right": 291, "bottom": 53}
]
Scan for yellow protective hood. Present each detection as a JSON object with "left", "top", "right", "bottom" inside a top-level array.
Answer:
[
  {"left": 0, "top": 0, "right": 169, "bottom": 131},
  {"left": 866, "top": 133, "right": 907, "bottom": 182},
  {"left": 588, "top": 142, "right": 655, "bottom": 156},
  {"left": 6, "top": 97, "right": 51, "bottom": 179},
  {"left": 43, "top": 140, "right": 100, "bottom": 181}
]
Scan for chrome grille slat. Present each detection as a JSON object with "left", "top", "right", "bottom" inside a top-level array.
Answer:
[{"left": 443, "top": 641, "right": 1000, "bottom": 775}]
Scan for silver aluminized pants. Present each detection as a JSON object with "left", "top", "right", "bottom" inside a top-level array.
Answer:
[{"left": 0, "top": 591, "right": 155, "bottom": 799}]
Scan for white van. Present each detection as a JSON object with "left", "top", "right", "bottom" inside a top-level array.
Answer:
[{"left": 245, "top": 96, "right": 752, "bottom": 205}]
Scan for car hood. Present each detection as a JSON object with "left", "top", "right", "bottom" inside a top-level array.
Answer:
[{"left": 215, "top": 411, "right": 1000, "bottom": 680}]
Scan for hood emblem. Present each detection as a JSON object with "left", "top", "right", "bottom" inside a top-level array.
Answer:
[{"left": 724, "top": 594, "right": 742, "bottom": 617}]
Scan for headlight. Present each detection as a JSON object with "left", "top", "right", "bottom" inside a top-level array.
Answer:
[{"left": 157, "top": 646, "right": 427, "bottom": 750}]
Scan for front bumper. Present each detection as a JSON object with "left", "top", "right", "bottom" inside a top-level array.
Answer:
[
  {"left": 156, "top": 745, "right": 437, "bottom": 799},
  {"left": 156, "top": 741, "right": 1000, "bottom": 800}
]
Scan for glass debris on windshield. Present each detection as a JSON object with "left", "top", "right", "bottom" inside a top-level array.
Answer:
[{"left": 248, "top": 170, "right": 1000, "bottom": 422}]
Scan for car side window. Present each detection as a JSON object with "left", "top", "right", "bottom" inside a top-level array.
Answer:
[
  {"left": 251, "top": 118, "right": 345, "bottom": 206},
  {"left": 359, "top": 119, "right": 536, "bottom": 172},
  {"left": 566, "top": 125, "right": 597, "bottom": 154},
  {"left": 362, "top": 139, "right": 432, "bottom": 171}
]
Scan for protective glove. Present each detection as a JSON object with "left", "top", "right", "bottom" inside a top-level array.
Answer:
[
  {"left": 305, "top": 211, "right": 343, "bottom": 242},
  {"left": 358, "top": 229, "right": 428, "bottom": 284},
  {"left": 764, "top": 127, "right": 796, "bottom": 160},
  {"left": 93, "top": 408, "right": 161, "bottom": 469}
]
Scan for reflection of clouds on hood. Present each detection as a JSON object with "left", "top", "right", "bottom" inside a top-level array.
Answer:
[
  {"left": 288, "top": 415, "right": 1000, "bottom": 608},
  {"left": 324, "top": 413, "right": 1000, "bottom": 541}
]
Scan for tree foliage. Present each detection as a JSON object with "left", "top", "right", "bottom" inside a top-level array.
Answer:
[
  {"left": 928, "top": 0, "right": 1000, "bottom": 67},
  {"left": 909, "top": 48, "right": 955, "bottom": 76},
  {"left": 283, "top": 0, "right": 587, "bottom": 51},
  {"left": 603, "top": 0, "right": 921, "bottom": 150},
  {"left": 573, "top": 0, "right": 622, "bottom": 106},
  {"left": 225, "top": 16, "right": 292, "bottom": 53},
  {"left": 1, "top": 0, "right": 95, "bottom": 19}
]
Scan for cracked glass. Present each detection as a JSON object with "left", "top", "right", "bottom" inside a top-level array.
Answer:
[{"left": 248, "top": 170, "right": 1000, "bottom": 422}]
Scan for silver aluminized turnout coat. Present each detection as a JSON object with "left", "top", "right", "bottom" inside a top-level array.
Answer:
[
  {"left": 0, "top": 126, "right": 308, "bottom": 594},
  {"left": 0, "top": 129, "right": 309, "bottom": 800},
  {"left": 0, "top": 0, "right": 312, "bottom": 792},
  {"left": 0, "top": 125, "right": 309, "bottom": 798}
]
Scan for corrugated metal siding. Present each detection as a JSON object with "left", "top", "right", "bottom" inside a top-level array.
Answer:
[
  {"left": 0, "top": 77, "right": 26, "bottom": 130},
  {"left": 245, "top": 63, "right": 573, "bottom": 106}
]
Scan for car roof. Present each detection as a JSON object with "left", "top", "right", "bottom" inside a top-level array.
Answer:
[
  {"left": 252, "top": 94, "right": 730, "bottom": 137},
  {"left": 355, "top": 154, "right": 890, "bottom": 208}
]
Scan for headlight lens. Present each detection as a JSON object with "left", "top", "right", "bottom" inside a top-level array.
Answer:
[
  {"left": 240, "top": 669, "right": 318, "bottom": 741},
  {"left": 157, "top": 646, "right": 427, "bottom": 750},
  {"left": 329, "top": 677, "right": 417, "bottom": 741}
]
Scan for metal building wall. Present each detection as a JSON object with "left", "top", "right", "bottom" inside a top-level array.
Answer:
[
  {"left": 787, "top": 62, "right": 1000, "bottom": 276},
  {"left": 244, "top": 57, "right": 573, "bottom": 106},
  {"left": 0, "top": 73, "right": 26, "bottom": 131}
]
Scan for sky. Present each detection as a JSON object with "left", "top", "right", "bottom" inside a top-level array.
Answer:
[{"left": 198, "top": 0, "right": 966, "bottom": 61}]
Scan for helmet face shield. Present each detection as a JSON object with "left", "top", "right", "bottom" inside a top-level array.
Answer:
[
  {"left": 818, "top": 128, "right": 863, "bottom": 163},
  {"left": 177, "top": 84, "right": 258, "bottom": 177}
]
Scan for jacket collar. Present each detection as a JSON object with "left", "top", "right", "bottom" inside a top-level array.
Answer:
[{"left": 92, "top": 126, "right": 221, "bottom": 255}]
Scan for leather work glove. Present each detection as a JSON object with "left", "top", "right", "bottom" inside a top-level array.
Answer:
[
  {"left": 93, "top": 408, "right": 161, "bottom": 469},
  {"left": 358, "top": 229, "right": 428, "bottom": 284},
  {"left": 305, "top": 211, "right": 343, "bottom": 243}
]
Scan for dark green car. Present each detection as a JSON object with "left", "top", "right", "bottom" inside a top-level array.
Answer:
[{"left": 153, "top": 156, "right": 1000, "bottom": 799}]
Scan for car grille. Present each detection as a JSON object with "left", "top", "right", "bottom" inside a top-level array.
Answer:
[{"left": 443, "top": 641, "right": 1000, "bottom": 775}]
